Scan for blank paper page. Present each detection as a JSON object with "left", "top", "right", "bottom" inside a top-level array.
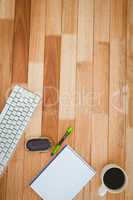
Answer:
[{"left": 30, "top": 145, "right": 96, "bottom": 200}]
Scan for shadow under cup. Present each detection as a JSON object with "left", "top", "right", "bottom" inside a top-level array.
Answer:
[{"left": 103, "top": 167, "right": 126, "bottom": 190}]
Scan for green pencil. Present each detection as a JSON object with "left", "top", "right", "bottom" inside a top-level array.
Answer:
[{"left": 51, "top": 127, "right": 73, "bottom": 157}]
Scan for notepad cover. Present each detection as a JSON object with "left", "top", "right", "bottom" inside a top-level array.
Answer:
[{"left": 30, "top": 145, "right": 96, "bottom": 200}]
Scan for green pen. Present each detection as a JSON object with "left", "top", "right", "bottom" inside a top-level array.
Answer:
[{"left": 51, "top": 127, "right": 73, "bottom": 157}]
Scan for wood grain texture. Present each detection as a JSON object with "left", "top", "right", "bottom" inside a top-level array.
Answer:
[
  {"left": 58, "top": 1, "right": 78, "bottom": 150},
  {"left": 0, "top": 20, "right": 14, "bottom": 110},
  {"left": 77, "top": 0, "right": 94, "bottom": 63},
  {"left": 91, "top": 1, "right": 110, "bottom": 200},
  {"left": 40, "top": 0, "right": 62, "bottom": 187},
  {"left": 6, "top": 1, "right": 31, "bottom": 200},
  {"left": 75, "top": 63, "right": 93, "bottom": 200},
  {"left": 0, "top": 0, "right": 132, "bottom": 200},
  {"left": 23, "top": 1, "right": 45, "bottom": 200},
  {"left": 0, "top": 0, "right": 15, "bottom": 19},
  {"left": 108, "top": 1, "right": 127, "bottom": 200},
  {"left": 109, "top": 0, "right": 126, "bottom": 176},
  {"left": 12, "top": 0, "right": 31, "bottom": 84},
  {"left": 58, "top": 35, "right": 77, "bottom": 149},
  {"left": 42, "top": 36, "right": 61, "bottom": 142},
  {"left": 29, "top": 0, "right": 46, "bottom": 63},
  {"left": 46, "top": 0, "right": 62, "bottom": 35},
  {"left": 126, "top": 0, "right": 133, "bottom": 128},
  {"left": 91, "top": 114, "right": 108, "bottom": 200},
  {"left": 0, "top": 1, "right": 15, "bottom": 199},
  {"left": 75, "top": 1, "right": 94, "bottom": 200},
  {"left": 93, "top": 42, "right": 109, "bottom": 114},
  {"left": 59, "top": 35, "right": 77, "bottom": 121},
  {"left": 62, "top": 0, "right": 78, "bottom": 34},
  {"left": 125, "top": 0, "right": 133, "bottom": 200}
]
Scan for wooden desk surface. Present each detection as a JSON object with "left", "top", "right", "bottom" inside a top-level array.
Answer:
[{"left": 0, "top": 0, "right": 133, "bottom": 200}]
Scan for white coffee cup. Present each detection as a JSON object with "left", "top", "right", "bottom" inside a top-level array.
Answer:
[{"left": 98, "top": 164, "right": 128, "bottom": 196}]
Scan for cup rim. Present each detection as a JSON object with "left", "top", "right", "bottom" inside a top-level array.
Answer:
[{"left": 100, "top": 164, "right": 128, "bottom": 194}]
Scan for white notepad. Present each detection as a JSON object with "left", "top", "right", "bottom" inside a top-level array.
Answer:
[{"left": 30, "top": 145, "right": 96, "bottom": 200}]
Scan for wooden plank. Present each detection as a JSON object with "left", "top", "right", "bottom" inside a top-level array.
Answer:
[
  {"left": 0, "top": 0, "right": 15, "bottom": 19},
  {"left": 125, "top": 129, "right": 133, "bottom": 200},
  {"left": 75, "top": 63, "right": 92, "bottom": 156},
  {"left": 125, "top": 0, "right": 133, "bottom": 199},
  {"left": 91, "top": 114, "right": 108, "bottom": 200},
  {"left": 40, "top": 0, "right": 62, "bottom": 191},
  {"left": 75, "top": 1, "right": 94, "bottom": 199},
  {"left": 94, "top": 0, "right": 110, "bottom": 42},
  {"left": 93, "top": 42, "right": 109, "bottom": 114},
  {"left": 41, "top": 36, "right": 61, "bottom": 176},
  {"left": 42, "top": 36, "right": 61, "bottom": 142},
  {"left": 0, "top": 20, "right": 14, "bottom": 110},
  {"left": 93, "top": 0, "right": 110, "bottom": 114},
  {"left": 75, "top": 62, "right": 93, "bottom": 200},
  {"left": 91, "top": 43, "right": 109, "bottom": 200},
  {"left": 126, "top": 0, "right": 133, "bottom": 128},
  {"left": 10, "top": 0, "right": 31, "bottom": 160},
  {"left": 77, "top": 0, "right": 94, "bottom": 63},
  {"left": 58, "top": 34, "right": 77, "bottom": 148},
  {"left": 0, "top": 1, "right": 15, "bottom": 200},
  {"left": 58, "top": 2, "right": 78, "bottom": 187},
  {"left": 29, "top": 0, "right": 46, "bottom": 63},
  {"left": 109, "top": 0, "right": 126, "bottom": 178},
  {"left": 0, "top": 0, "right": 15, "bottom": 109},
  {"left": 62, "top": 0, "right": 78, "bottom": 34},
  {"left": 108, "top": 0, "right": 127, "bottom": 200},
  {"left": 46, "top": 0, "right": 62, "bottom": 35},
  {"left": 12, "top": 0, "right": 31, "bottom": 84},
  {"left": 59, "top": 35, "right": 76, "bottom": 121},
  {"left": 58, "top": 34, "right": 77, "bottom": 176},
  {"left": 0, "top": 172, "right": 7, "bottom": 200},
  {"left": 5, "top": 1, "right": 31, "bottom": 200},
  {"left": 91, "top": 0, "right": 110, "bottom": 200},
  {"left": 23, "top": 1, "right": 46, "bottom": 200},
  {"left": 6, "top": 161, "right": 24, "bottom": 200}
]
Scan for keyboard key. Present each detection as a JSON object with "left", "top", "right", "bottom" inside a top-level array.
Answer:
[
  {"left": 34, "top": 96, "right": 40, "bottom": 103},
  {"left": 0, "top": 152, "right": 5, "bottom": 162},
  {"left": 5, "top": 143, "right": 11, "bottom": 148},
  {"left": 8, "top": 138, "right": 13, "bottom": 144},
  {"left": 1, "top": 157, "right": 9, "bottom": 166},
  {"left": 0, "top": 143, "right": 5, "bottom": 148},
  {"left": 7, "top": 97, "right": 13, "bottom": 105}
]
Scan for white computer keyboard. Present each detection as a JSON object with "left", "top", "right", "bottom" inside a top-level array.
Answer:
[{"left": 0, "top": 85, "right": 41, "bottom": 175}]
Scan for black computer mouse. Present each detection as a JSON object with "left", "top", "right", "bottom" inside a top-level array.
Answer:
[{"left": 26, "top": 137, "right": 53, "bottom": 152}]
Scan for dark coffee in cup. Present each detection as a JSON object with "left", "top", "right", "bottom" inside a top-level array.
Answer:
[
  {"left": 98, "top": 164, "right": 128, "bottom": 196},
  {"left": 103, "top": 167, "right": 125, "bottom": 190}
]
